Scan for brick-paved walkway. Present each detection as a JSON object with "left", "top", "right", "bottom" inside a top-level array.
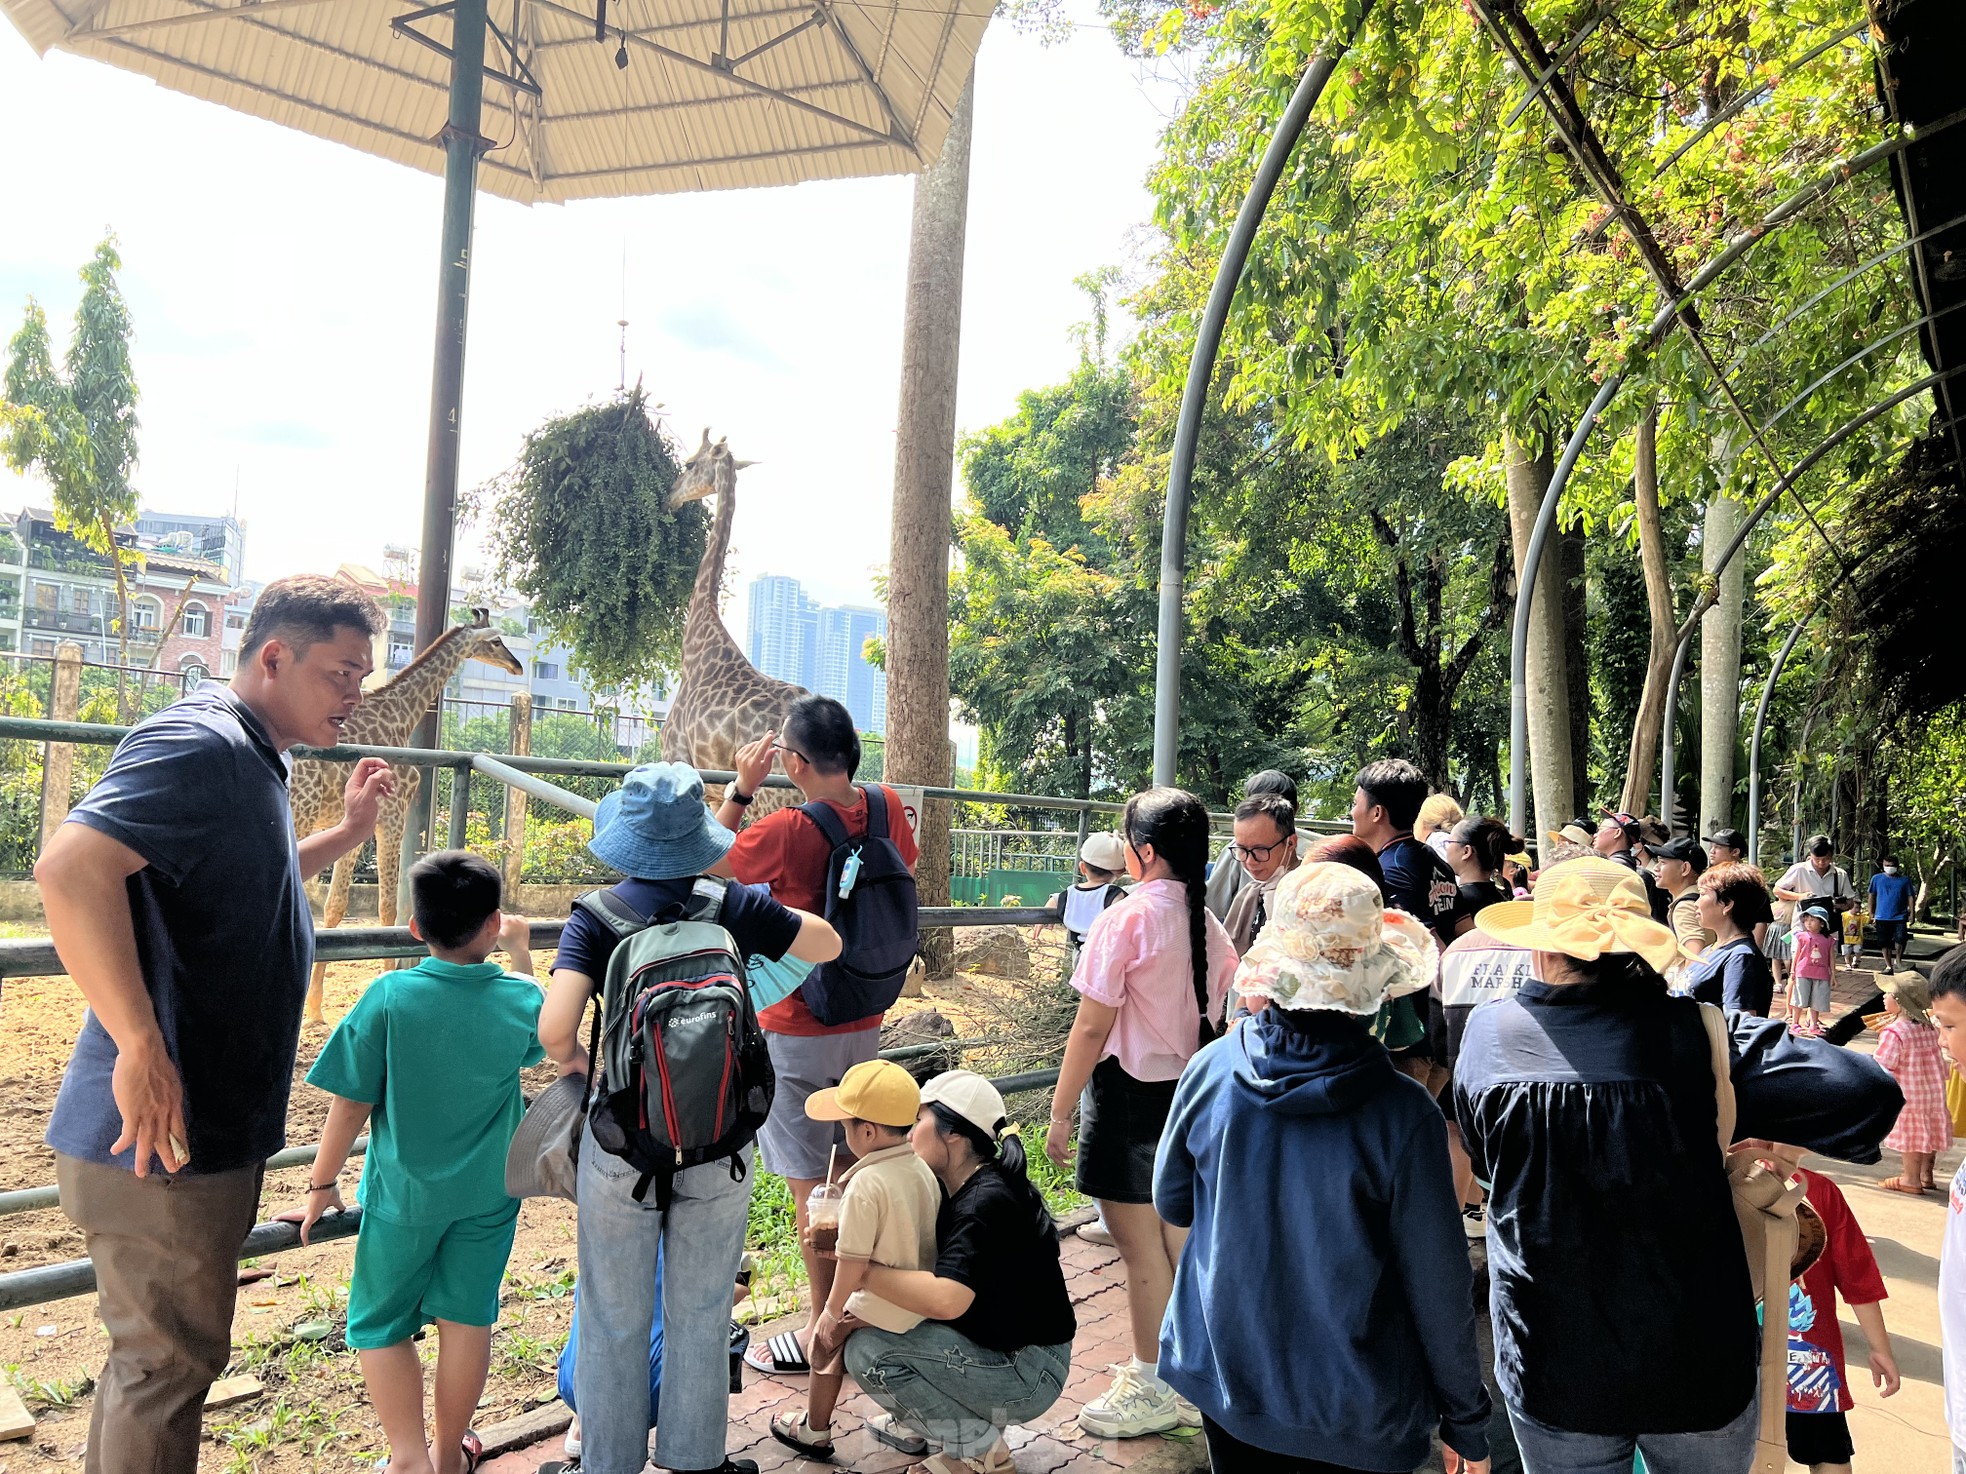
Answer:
[{"left": 480, "top": 1229, "right": 1207, "bottom": 1474}]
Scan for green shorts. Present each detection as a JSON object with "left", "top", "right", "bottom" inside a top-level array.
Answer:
[{"left": 345, "top": 1200, "right": 520, "bottom": 1350}]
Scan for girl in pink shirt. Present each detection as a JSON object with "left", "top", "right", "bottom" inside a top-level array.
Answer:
[{"left": 1044, "top": 787, "right": 1237, "bottom": 1439}]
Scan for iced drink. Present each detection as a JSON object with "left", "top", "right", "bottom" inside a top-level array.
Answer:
[{"left": 808, "top": 1182, "right": 843, "bottom": 1255}]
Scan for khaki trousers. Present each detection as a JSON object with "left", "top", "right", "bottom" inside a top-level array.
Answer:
[{"left": 56, "top": 1153, "right": 263, "bottom": 1474}]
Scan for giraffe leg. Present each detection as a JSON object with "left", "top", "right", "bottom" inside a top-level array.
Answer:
[
  {"left": 376, "top": 780, "right": 414, "bottom": 929},
  {"left": 306, "top": 851, "right": 357, "bottom": 1025}
]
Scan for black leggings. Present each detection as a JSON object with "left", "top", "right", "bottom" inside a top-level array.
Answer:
[{"left": 1201, "top": 1415, "right": 1375, "bottom": 1474}]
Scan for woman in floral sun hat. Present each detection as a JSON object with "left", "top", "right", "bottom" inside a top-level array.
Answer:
[{"left": 1152, "top": 862, "right": 1493, "bottom": 1474}]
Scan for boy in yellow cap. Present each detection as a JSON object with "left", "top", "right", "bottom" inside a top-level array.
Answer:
[{"left": 770, "top": 1059, "right": 942, "bottom": 1458}]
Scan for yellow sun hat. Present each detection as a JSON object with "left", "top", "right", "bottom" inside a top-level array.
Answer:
[{"left": 1474, "top": 856, "right": 1683, "bottom": 976}]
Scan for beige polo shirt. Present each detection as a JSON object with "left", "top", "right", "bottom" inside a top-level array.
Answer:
[{"left": 837, "top": 1141, "right": 942, "bottom": 1334}]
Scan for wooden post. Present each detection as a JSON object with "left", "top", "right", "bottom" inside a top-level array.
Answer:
[
  {"left": 502, "top": 691, "right": 532, "bottom": 901},
  {"left": 38, "top": 643, "right": 84, "bottom": 851}
]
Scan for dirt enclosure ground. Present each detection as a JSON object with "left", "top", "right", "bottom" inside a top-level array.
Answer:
[{"left": 0, "top": 931, "right": 1069, "bottom": 1474}]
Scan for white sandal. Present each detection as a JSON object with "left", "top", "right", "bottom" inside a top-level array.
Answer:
[{"left": 867, "top": 1412, "right": 930, "bottom": 1455}]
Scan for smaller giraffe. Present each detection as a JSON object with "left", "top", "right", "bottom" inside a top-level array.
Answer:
[
  {"left": 661, "top": 432, "right": 809, "bottom": 816},
  {"left": 291, "top": 609, "right": 524, "bottom": 1022}
]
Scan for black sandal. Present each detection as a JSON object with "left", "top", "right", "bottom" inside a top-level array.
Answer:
[{"left": 741, "top": 1328, "right": 811, "bottom": 1374}]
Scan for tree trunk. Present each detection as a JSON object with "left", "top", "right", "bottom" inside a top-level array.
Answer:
[
  {"left": 1505, "top": 432, "right": 1574, "bottom": 852},
  {"left": 1561, "top": 522, "right": 1591, "bottom": 812},
  {"left": 100, "top": 512, "right": 132, "bottom": 719},
  {"left": 885, "top": 74, "right": 973, "bottom": 979},
  {"left": 1621, "top": 406, "right": 1676, "bottom": 815},
  {"left": 1699, "top": 492, "right": 1746, "bottom": 837}
]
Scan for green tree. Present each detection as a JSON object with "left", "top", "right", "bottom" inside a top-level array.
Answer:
[
  {"left": 2, "top": 237, "right": 143, "bottom": 704},
  {"left": 473, "top": 383, "right": 705, "bottom": 690}
]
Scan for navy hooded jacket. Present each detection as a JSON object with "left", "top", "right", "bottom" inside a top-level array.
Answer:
[{"left": 1154, "top": 1010, "right": 1491, "bottom": 1471}]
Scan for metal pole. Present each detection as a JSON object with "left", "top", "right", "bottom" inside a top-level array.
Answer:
[
  {"left": 409, "top": 0, "right": 489, "bottom": 842},
  {"left": 1748, "top": 614, "right": 1811, "bottom": 867},
  {"left": 1151, "top": 11, "right": 1373, "bottom": 785},
  {"left": 447, "top": 760, "right": 471, "bottom": 850},
  {"left": 1508, "top": 372, "right": 1626, "bottom": 842},
  {"left": 1657, "top": 629, "right": 1694, "bottom": 831}
]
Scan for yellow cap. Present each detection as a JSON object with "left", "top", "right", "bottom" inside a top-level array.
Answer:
[{"left": 804, "top": 1059, "right": 922, "bottom": 1129}]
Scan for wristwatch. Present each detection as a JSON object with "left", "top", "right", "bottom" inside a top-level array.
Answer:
[{"left": 730, "top": 789, "right": 755, "bottom": 807}]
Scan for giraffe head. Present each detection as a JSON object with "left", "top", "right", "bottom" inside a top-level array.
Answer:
[
  {"left": 458, "top": 607, "right": 526, "bottom": 675},
  {"left": 668, "top": 430, "right": 754, "bottom": 509}
]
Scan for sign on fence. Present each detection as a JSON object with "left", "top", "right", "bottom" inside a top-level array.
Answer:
[{"left": 891, "top": 784, "right": 926, "bottom": 846}]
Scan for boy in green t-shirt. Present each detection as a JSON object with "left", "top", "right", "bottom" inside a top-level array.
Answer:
[{"left": 286, "top": 851, "right": 542, "bottom": 1474}]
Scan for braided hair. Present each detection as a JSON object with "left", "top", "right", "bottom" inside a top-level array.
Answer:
[{"left": 1124, "top": 786, "right": 1218, "bottom": 1043}]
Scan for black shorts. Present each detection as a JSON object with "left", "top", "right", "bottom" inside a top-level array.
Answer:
[
  {"left": 1076, "top": 1057, "right": 1176, "bottom": 1205},
  {"left": 1786, "top": 1409, "right": 1853, "bottom": 1468},
  {"left": 1873, "top": 918, "right": 1907, "bottom": 945}
]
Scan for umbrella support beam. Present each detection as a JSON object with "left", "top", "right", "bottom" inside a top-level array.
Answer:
[{"left": 407, "top": 0, "right": 490, "bottom": 875}]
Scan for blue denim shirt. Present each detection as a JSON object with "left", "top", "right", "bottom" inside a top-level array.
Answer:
[
  {"left": 1455, "top": 975, "right": 1903, "bottom": 1435},
  {"left": 47, "top": 685, "right": 311, "bottom": 1175}
]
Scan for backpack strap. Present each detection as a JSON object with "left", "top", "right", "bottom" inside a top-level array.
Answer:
[
  {"left": 574, "top": 888, "right": 651, "bottom": 940},
  {"left": 861, "top": 782, "right": 890, "bottom": 840},
  {"left": 800, "top": 794, "right": 853, "bottom": 851},
  {"left": 687, "top": 876, "right": 729, "bottom": 923},
  {"left": 1103, "top": 884, "right": 1127, "bottom": 910}
]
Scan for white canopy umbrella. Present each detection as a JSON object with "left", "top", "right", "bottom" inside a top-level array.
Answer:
[
  {"left": 1, "top": 0, "right": 990, "bottom": 703},
  {"left": 1, "top": 0, "right": 988, "bottom": 201}
]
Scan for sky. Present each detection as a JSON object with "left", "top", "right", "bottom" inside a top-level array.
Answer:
[{"left": 0, "top": 5, "right": 1188, "bottom": 654}]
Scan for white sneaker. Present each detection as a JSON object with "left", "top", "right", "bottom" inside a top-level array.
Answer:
[
  {"left": 1077, "top": 1363, "right": 1184, "bottom": 1438},
  {"left": 1462, "top": 1204, "right": 1488, "bottom": 1239},
  {"left": 1173, "top": 1390, "right": 1203, "bottom": 1428}
]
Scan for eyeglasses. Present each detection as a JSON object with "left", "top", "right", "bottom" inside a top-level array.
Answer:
[
  {"left": 1231, "top": 837, "right": 1295, "bottom": 863},
  {"left": 773, "top": 743, "right": 811, "bottom": 766}
]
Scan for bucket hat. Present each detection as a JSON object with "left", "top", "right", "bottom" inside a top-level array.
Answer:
[
  {"left": 1235, "top": 862, "right": 1438, "bottom": 1015},
  {"left": 1547, "top": 823, "right": 1594, "bottom": 849},
  {"left": 504, "top": 1072, "right": 586, "bottom": 1202},
  {"left": 588, "top": 762, "right": 735, "bottom": 880},
  {"left": 1475, "top": 856, "right": 1682, "bottom": 974},
  {"left": 1882, "top": 970, "right": 1933, "bottom": 1026}
]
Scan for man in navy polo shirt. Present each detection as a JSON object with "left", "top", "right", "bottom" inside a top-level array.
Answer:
[{"left": 37, "top": 575, "right": 393, "bottom": 1474}]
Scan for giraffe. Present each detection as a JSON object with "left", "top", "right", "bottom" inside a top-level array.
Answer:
[
  {"left": 291, "top": 608, "right": 525, "bottom": 1021},
  {"left": 660, "top": 431, "right": 809, "bottom": 814}
]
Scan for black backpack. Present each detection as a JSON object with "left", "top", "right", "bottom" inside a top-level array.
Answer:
[
  {"left": 797, "top": 785, "right": 921, "bottom": 1026},
  {"left": 574, "top": 878, "right": 775, "bottom": 1207}
]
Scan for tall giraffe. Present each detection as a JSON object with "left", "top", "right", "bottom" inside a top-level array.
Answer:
[
  {"left": 291, "top": 608, "right": 525, "bottom": 1021},
  {"left": 660, "top": 432, "right": 808, "bottom": 813}
]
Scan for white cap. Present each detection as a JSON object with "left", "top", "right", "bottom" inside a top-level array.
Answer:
[
  {"left": 1079, "top": 832, "right": 1127, "bottom": 872},
  {"left": 919, "top": 1069, "right": 1008, "bottom": 1141}
]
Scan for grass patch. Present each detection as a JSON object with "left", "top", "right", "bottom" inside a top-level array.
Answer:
[
  {"left": 493, "top": 1328, "right": 564, "bottom": 1380},
  {"left": 745, "top": 1169, "right": 805, "bottom": 1303},
  {"left": 506, "top": 1265, "right": 578, "bottom": 1302},
  {"left": 7, "top": 1366, "right": 93, "bottom": 1410},
  {"left": 214, "top": 1396, "right": 345, "bottom": 1472}
]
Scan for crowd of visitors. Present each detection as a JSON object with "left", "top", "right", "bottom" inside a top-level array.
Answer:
[{"left": 24, "top": 569, "right": 1962, "bottom": 1474}]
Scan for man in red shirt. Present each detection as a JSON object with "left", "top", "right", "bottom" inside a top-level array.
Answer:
[{"left": 717, "top": 696, "right": 918, "bottom": 1375}]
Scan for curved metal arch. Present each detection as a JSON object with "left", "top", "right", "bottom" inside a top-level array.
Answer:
[
  {"left": 1150, "top": 4, "right": 1376, "bottom": 784},
  {"left": 1747, "top": 610, "right": 1813, "bottom": 867},
  {"left": 1504, "top": 101, "right": 1966, "bottom": 839},
  {"left": 1652, "top": 368, "right": 1966, "bottom": 816}
]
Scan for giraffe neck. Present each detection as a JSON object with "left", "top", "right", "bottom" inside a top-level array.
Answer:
[
  {"left": 350, "top": 624, "right": 478, "bottom": 741},
  {"left": 684, "top": 464, "right": 739, "bottom": 665}
]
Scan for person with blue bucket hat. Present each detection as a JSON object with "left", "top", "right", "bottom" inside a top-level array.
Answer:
[{"left": 537, "top": 762, "right": 841, "bottom": 1474}]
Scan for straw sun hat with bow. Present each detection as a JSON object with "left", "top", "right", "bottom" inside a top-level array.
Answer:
[
  {"left": 1236, "top": 862, "right": 1439, "bottom": 1014},
  {"left": 1474, "top": 856, "right": 1683, "bottom": 973}
]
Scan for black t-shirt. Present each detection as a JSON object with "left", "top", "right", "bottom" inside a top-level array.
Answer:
[
  {"left": 553, "top": 876, "right": 801, "bottom": 980},
  {"left": 1378, "top": 835, "right": 1466, "bottom": 944},
  {"left": 935, "top": 1163, "right": 1077, "bottom": 1353},
  {"left": 1457, "top": 879, "right": 1510, "bottom": 917}
]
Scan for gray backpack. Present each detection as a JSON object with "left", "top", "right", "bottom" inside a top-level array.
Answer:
[{"left": 575, "top": 878, "right": 776, "bottom": 1208}]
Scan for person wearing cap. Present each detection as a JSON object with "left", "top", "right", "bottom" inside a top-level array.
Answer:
[
  {"left": 1652, "top": 836, "right": 1713, "bottom": 960},
  {"left": 772, "top": 1061, "right": 940, "bottom": 1461},
  {"left": 1790, "top": 905, "right": 1839, "bottom": 1035},
  {"left": 1547, "top": 821, "right": 1594, "bottom": 853},
  {"left": 1682, "top": 863, "right": 1778, "bottom": 1016},
  {"left": 1874, "top": 971, "right": 1951, "bottom": 1195},
  {"left": 536, "top": 762, "right": 841, "bottom": 1474},
  {"left": 1594, "top": 810, "right": 1668, "bottom": 922},
  {"left": 1154, "top": 863, "right": 1492, "bottom": 1474},
  {"left": 846, "top": 1071, "right": 1076, "bottom": 1474},
  {"left": 1204, "top": 769, "right": 1299, "bottom": 919},
  {"left": 1707, "top": 827, "right": 1749, "bottom": 867},
  {"left": 1867, "top": 856, "right": 1915, "bottom": 972},
  {"left": 1045, "top": 832, "right": 1131, "bottom": 967},
  {"left": 1222, "top": 790, "right": 1300, "bottom": 954},
  {"left": 1455, "top": 857, "right": 1905, "bottom": 1473}
]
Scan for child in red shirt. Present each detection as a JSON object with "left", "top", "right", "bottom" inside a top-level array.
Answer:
[{"left": 1764, "top": 1142, "right": 1902, "bottom": 1472}]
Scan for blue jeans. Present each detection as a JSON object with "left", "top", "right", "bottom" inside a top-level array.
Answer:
[
  {"left": 1507, "top": 1395, "right": 1758, "bottom": 1474},
  {"left": 843, "top": 1320, "right": 1070, "bottom": 1459},
  {"left": 574, "top": 1125, "right": 751, "bottom": 1474}
]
